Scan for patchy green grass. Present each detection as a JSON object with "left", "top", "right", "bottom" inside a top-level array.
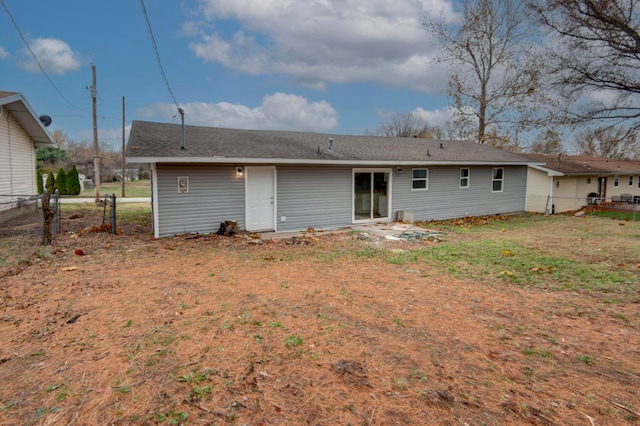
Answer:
[
  {"left": 58, "top": 202, "right": 151, "bottom": 229},
  {"left": 341, "top": 214, "right": 640, "bottom": 294},
  {"left": 79, "top": 180, "right": 150, "bottom": 198},
  {"left": 116, "top": 204, "right": 151, "bottom": 225},
  {"left": 412, "top": 239, "right": 635, "bottom": 292},
  {"left": 590, "top": 210, "right": 639, "bottom": 221}
]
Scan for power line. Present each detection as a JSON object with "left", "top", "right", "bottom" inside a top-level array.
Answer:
[
  {"left": 0, "top": 0, "right": 85, "bottom": 111},
  {"left": 139, "top": 0, "right": 180, "bottom": 110}
]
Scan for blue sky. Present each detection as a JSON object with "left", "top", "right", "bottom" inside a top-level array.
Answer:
[{"left": 0, "top": 0, "right": 460, "bottom": 149}]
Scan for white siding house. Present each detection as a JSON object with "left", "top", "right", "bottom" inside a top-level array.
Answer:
[
  {"left": 0, "top": 91, "right": 55, "bottom": 214},
  {"left": 523, "top": 154, "right": 640, "bottom": 213}
]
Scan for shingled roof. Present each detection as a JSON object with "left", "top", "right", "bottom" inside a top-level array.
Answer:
[
  {"left": 521, "top": 153, "right": 640, "bottom": 175},
  {"left": 127, "top": 120, "right": 537, "bottom": 166}
]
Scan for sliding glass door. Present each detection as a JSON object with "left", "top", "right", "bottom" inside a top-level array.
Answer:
[{"left": 354, "top": 170, "right": 390, "bottom": 221}]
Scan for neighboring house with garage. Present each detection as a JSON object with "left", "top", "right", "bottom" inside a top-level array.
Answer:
[
  {"left": 522, "top": 153, "right": 640, "bottom": 213},
  {"left": 0, "top": 91, "right": 55, "bottom": 215},
  {"left": 127, "top": 120, "right": 541, "bottom": 238}
]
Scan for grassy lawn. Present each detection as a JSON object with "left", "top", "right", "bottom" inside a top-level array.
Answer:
[
  {"left": 78, "top": 179, "right": 151, "bottom": 197},
  {"left": 590, "top": 209, "right": 640, "bottom": 221},
  {"left": 345, "top": 213, "right": 640, "bottom": 294}
]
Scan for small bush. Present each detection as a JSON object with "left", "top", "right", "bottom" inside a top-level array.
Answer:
[
  {"left": 66, "top": 165, "right": 81, "bottom": 195},
  {"left": 56, "top": 168, "right": 67, "bottom": 195},
  {"left": 45, "top": 173, "right": 56, "bottom": 194}
]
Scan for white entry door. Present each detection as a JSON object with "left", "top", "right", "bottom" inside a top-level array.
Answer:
[{"left": 245, "top": 166, "right": 276, "bottom": 231}]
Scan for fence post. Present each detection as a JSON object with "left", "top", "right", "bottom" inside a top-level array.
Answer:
[
  {"left": 111, "top": 194, "right": 117, "bottom": 234},
  {"left": 53, "top": 189, "right": 59, "bottom": 234}
]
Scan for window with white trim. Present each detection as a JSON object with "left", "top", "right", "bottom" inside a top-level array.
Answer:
[
  {"left": 614, "top": 176, "right": 619, "bottom": 187},
  {"left": 460, "top": 168, "right": 470, "bottom": 188},
  {"left": 492, "top": 168, "right": 504, "bottom": 192},
  {"left": 412, "top": 168, "right": 428, "bottom": 190},
  {"left": 629, "top": 176, "right": 634, "bottom": 186}
]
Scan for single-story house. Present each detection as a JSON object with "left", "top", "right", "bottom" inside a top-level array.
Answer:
[
  {"left": 127, "top": 120, "right": 542, "bottom": 238},
  {"left": 522, "top": 153, "right": 640, "bottom": 213},
  {"left": 0, "top": 91, "right": 55, "bottom": 214}
]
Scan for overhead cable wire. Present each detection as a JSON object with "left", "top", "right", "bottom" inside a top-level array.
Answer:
[
  {"left": 139, "top": 0, "right": 181, "bottom": 111},
  {"left": 0, "top": 0, "right": 85, "bottom": 111}
]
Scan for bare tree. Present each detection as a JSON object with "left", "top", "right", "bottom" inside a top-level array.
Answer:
[
  {"left": 529, "top": 128, "right": 564, "bottom": 154},
  {"left": 424, "top": 0, "right": 548, "bottom": 144},
  {"left": 64, "top": 139, "right": 123, "bottom": 182},
  {"left": 51, "top": 129, "right": 73, "bottom": 150},
  {"left": 531, "top": 0, "right": 640, "bottom": 129},
  {"left": 575, "top": 126, "right": 638, "bottom": 160},
  {"left": 369, "top": 112, "right": 433, "bottom": 138}
]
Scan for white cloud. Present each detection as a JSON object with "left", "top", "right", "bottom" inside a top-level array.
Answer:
[
  {"left": 0, "top": 47, "right": 9, "bottom": 59},
  {"left": 375, "top": 106, "right": 457, "bottom": 128},
  {"left": 136, "top": 92, "right": 338, "bottom": 132},
  {"left": 412, "top": 106, "right": 456, "bottom": 127},
  {"left": 188, "top": 0, "right": 457, "bottom": 92},
  {"left": 584, "top": 89, "right": 620, "bottom": 106},
  {"left": 21, "top": 38, "right": 81, "bottom": 75}
]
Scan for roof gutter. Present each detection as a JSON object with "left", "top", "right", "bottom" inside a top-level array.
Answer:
[
  {"left": 0, "top": 93, "right": 55, "bottom": 147},
  {"left": 126, "top": 156, "right": 541, "bottom": 167},
  {"left": 529, "top": 165, "right": 564, "bottom": 177}
]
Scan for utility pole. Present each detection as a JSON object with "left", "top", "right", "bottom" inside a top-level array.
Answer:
[
  {"left": 91, "top": 64, "right": 101, "bottom": 203},
  {"left": 122, "top": 96, "right": 126, "bottom": 198}
]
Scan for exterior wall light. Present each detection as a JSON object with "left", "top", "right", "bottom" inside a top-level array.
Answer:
[{"left": 235, "top": 166, "right": 244, "bottom": 176}]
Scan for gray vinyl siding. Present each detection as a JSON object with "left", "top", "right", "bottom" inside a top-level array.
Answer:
[
  {"left": 156, "top": 164, "right": 245, "bottom": 237},
  {"left": 277, "top": 166, "right": 353, "bottom": 232},
  {"left": 391, "top": 166, "right": 527, "bottom": 221},
  {"left": 154, "top": 163, "right": 527, "bottom": 237}
]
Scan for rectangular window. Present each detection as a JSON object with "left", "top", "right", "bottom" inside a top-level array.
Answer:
[
  {"left": 460, "top": 168, "right": 470, "bottom": 188},
  {"left": 629, "top": 176, "right": 634, "bottom": 186},
  {"left": 412, "top": 168, "right": 428, "bottom": 190},
  {"left": 614, "top": 176, "right": 619, "bottom": 187},
  {"left": 492, "top": 168, "right": 504, "bottom": 192}
]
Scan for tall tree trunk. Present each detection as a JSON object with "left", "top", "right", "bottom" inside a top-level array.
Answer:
[{"left": 478, "top": 84, "right": 487, "bottom": 143}]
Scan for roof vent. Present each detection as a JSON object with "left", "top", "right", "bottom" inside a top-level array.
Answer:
[
  {"left": 426, "top": 149, "right": 431, "bottom": 157},
  {"left": 328, "top": 138, "right": 334, "bottom": 151},
  {"left": 440, "top": 143, "right": 444, "bottom": 149}
]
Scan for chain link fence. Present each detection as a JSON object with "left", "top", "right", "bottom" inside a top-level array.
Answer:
[
  {"left": 1, "top": 192, "right": 118, "bottom": 246},
  {"left": 0, "top": 194, "right": 43, "bottom": 240},
  {"left": 545, "top": 195, "right": 639, "bottom": 220}
]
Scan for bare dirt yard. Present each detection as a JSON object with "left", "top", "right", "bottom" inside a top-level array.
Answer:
[{"left": 0, "top": 205, "right": 639, "bottom": 425}]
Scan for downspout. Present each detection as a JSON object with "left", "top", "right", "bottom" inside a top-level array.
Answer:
[
  {"left": 151, "top": 163, "right": 159, "bottom": 238},
  {"left": 549, "top": 174, "right": 555, "bottom": 215}
]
